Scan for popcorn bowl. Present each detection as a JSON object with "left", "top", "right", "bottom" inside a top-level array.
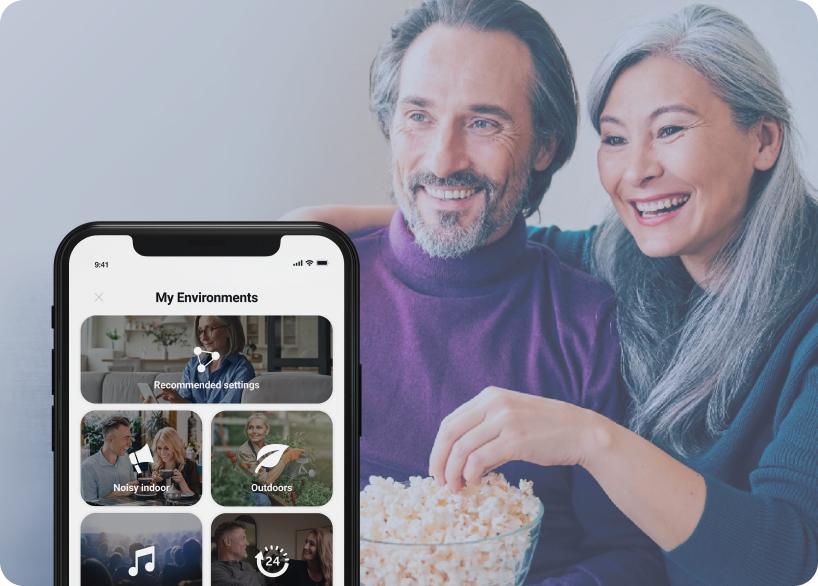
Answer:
[{"left": 360, "top": 476, "right": 544, "bottom": 586}]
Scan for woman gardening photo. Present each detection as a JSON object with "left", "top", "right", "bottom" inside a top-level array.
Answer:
[
  {"left": 211, "top": 411, "right": 333, "bottom": 507},
  {"left": 238, "top": 412, "right": 305, "bottom": 506}
]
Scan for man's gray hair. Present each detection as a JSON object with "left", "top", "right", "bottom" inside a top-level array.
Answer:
[
  {"left": 588, "top": 4, "right": 818, "bottom": 455},
  {"left": 370, "top": 0, "right": 578, "bottom": 217}
]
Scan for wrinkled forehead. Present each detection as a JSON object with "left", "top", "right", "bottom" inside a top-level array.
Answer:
[
  {"left": 398, "top": 24, "right": 534, "bottom": 117},
  {"left": 600, "top": 56, "right": 725, "bottom": 125}
]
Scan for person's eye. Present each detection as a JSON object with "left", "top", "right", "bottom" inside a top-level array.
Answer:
[
  {"left": 469, "top": 118, "right": 500, "bottom": 133},
  {"left": 601, "top": 135, "right": 626, "bottom": 146},
  {"left": 407, "top": 111, "right": 428, "bottom": 123},
  {"left": 658, "top": 125, "right": 684, "bottom": 138}
]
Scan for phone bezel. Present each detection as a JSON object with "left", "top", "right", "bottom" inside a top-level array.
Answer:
[{"left": 53, "top": 222, "right": 360, "bottom": 585}]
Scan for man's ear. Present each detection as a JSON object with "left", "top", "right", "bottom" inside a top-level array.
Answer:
[
  {"left": 533, "top": 138, "right": 557, "bottom": 172},
  {"left": 752, "top": 117, "right": 783, "bottom": 172}
]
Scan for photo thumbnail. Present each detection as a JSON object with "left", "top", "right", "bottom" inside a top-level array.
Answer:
[
  {"left": 80, "top": 410, "right": 202, "bottom": 506},
  {"left": 81, "top": 513, "right": 201, "bottom": 585},
  {"left": 212, "top": 411, "right": 332, "bottom": 507},
  {"left": 210, "top": 513, "right": 331, "bottom": 586},
  {"left": 80, "top": 315, "right": 332, "bottom": 404}
]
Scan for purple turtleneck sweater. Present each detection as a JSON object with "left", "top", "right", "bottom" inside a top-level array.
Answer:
[{"left": 355, "top": 212, "right": 666, "bottom": 584}]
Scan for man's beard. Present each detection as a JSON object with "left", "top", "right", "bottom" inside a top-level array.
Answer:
[{"left": 395, "top": 166, "right": 532, "bottom": 259}]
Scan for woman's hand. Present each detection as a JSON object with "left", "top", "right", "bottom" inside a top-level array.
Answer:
[
  {"left": 431, "top": 387, "right": 708, "bottom": 550},
  {"left": 172, "top": 468, "right": 190, "bottom": 492},
  {"left": 429, "top": 386, "right": 607, "bottom": 492},
  {"left": 157, "top": 388, "right": 190, "bottom": 403},
  {"left": 285, "top": 448, "right": 305, "bottom": 464},
  {"left": 150, "top": 470, "right": 161, "bottom": 484}
]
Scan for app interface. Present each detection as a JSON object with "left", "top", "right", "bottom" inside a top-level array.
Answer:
[{"left": 68, "top": 235, "right": 345, "bottom": 585}]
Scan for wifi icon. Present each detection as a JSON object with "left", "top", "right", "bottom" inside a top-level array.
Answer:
[{"left": 305, "top": 260, "right": 314, "bottom": 266}]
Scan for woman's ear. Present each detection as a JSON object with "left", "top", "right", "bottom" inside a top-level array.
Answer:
[{"left": 752, "top": 117, "right": 783, "bottom": 172}]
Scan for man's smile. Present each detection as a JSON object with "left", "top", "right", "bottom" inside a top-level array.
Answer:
[{"left": 422, "top": 185, "right": 481, "bottom": 200}]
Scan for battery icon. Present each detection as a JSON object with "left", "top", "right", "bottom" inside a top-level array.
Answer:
[{"left": 316, "top": 260, "right": 328, "bottom": 266}]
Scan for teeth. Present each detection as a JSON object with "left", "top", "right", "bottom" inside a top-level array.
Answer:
[
  {"left": 425, "top": 187, "right": 477, "bottom": 200},
  {"left": 634, "top": 194, "right": 689, "bottom": 213}
]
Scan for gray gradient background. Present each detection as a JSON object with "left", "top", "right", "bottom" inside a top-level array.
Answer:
[{"left": 0, "top": 1, "right": 816, "bottom": 584}]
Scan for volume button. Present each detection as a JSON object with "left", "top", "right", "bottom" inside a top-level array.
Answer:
[
  {"left": 52, "top": 349, "right": 56, "bottom": 396},
  {"left": 358, "top": 363, "right": 362, "bottom": 437},
  {"left": 51, "top": 305, "right": 55, "bottom": 329},
  {"left": 51, "top": 405, "right": 55, "bottom": 452}
]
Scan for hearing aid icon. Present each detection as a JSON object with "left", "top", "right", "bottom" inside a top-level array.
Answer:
[{"left": 193, "top": 346, "right": 220, "bottom": 372}]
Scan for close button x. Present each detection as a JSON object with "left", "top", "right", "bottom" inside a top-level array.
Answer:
[{"left": 94, "top": 292, "right": 104, "bottom": 302}]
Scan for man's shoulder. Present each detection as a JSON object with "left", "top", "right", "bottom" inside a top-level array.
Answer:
[
  {"left": 351, "top": 225, "right": 388, "bottom": 248},
  {"left": 210, "top": 560, "right": 243, "bottom": 576},
  {"left": 81, "top": 451, "right": 101, "bottom": 469},
  {"left": 209, "top": 560, "right": 230, "bottom": 579}
]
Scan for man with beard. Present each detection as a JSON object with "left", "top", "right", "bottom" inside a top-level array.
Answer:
[{"left": 351, "top": 0, "right": 666, "bottom": 583}]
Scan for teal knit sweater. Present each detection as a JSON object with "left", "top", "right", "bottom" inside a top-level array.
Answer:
[{"left": 530, "top": 225, "right": 818, "bottom": 586}]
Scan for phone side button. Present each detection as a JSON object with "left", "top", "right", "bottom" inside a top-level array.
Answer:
[
  {"left": 51, "top": 405, "right": 55, "bottom": 452},
  {"left": 358, "top": 363, "right": 362, "bottom": 437},
  {"left": 52, "top": 348, "right": 56, "bottom": 395},
  {"left": 51, "top": 305, "right": 55, "bottom": 329}
]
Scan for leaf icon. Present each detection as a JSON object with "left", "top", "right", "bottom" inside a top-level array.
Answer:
[{"left": 255, "top": 443, "right": 290, "bottom": 474}]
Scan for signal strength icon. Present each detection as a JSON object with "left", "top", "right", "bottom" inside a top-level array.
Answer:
[
  {"left": 293, "top": 260, "right": 303, "bottom": 267},
  {"left": 305, "top": 260, "right": 314, "bottom": 266}
]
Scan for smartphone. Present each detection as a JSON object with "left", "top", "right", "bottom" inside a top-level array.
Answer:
[
  {"left": 53, "top": 223, "right": 360, "bottom": 585},
  {"left": 137, "top": 382, "right": 160, "bottom": 403}
]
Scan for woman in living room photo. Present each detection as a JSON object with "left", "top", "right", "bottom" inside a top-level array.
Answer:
[
  {"left": 283, "top": 6, "right": 818, "bottom": 585},
  {"left": 156, "top": 315, "right": 256, "bottom": 404}
]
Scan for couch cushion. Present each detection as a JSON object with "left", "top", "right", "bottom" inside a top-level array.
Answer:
[
  {"left": 101, "top": 372, "right": 162, "bottom": 403},
  {"left": 80, "top": 371, "right": 108, "bottom": 403},
  {"left": 155, "top": 372, "right": 183, "bottom": 385}
]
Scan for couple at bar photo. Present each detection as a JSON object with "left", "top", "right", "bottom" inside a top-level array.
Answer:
[
  {"left": 285, "top": 0, "right": 818, "bottom": 584},
  {"left": 80, "top": 412, "right": 202, "bottom": 506}
]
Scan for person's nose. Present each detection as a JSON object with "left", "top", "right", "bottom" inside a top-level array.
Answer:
[
  {"left": 622, "top": 140, "right": 663, "bottom": 187},
  {"left": 425, "top": 120, "right": 470, "bottom": 179}
]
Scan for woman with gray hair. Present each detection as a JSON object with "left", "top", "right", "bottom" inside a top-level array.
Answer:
[
  {"left": 158, "top": 315, "right": 255, "bottom": 403},
  {"left": 430, "top": 5, "right": 818, "bottom": 585},
  {"left": 290, "top": 5, "right": 818, "bottom": 584}
]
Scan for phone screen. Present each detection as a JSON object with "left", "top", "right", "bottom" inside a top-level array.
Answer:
[{"left": 57, "top": 227, "right": 356, "bottom": 585}]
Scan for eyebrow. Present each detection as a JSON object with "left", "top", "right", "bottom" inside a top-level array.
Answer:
[
  {"left": 398, "top": 95, "right": 513, "bottom": 122},
  {"left": 599, "top": 104, "right": 700, "bottom": 126},
  {"left": 399, "top": 95, "right": 431, "bottom": 108},
  {"left": 470, "top": 104, "right": 513, "bottom": 122}
]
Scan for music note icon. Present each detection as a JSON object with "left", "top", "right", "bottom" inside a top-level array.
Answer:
[{"left": 128, "top": 545, "right": 156, "bottom": 576}]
